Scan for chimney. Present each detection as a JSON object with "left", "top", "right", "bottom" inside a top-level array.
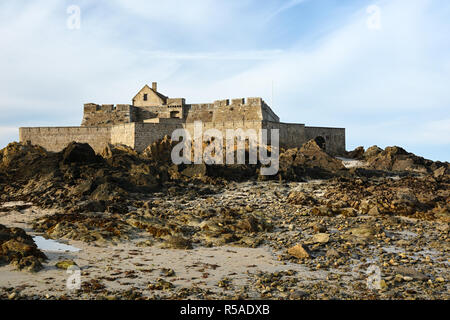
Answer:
[{"left": 152, "top": 82, "right": 157, "bottom": 91}]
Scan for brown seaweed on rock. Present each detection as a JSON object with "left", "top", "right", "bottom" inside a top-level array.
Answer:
[{"left": 0, "top": 224, "right": 47, "bottom": 272}]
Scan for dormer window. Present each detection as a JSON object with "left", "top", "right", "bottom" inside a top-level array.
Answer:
[{"left": 143, "top": 94, "right": 148, "bottom": 101}]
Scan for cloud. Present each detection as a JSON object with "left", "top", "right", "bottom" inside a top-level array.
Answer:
[
  {"left": 187, "top": 0, "right": 450, "bottom": 159},
  {"left": 0, "top": 0, "right": 448, "bottom": 161},
  {"left": 139, "top": 49, "right": 284, "bottom": 60},
  {"left": 266, "top": 0, "right": 308, "bottom": 20}
]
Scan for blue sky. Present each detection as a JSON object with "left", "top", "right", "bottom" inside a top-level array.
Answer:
[{"left": 0, "top": 0, "right": 449, "bottom": 161}]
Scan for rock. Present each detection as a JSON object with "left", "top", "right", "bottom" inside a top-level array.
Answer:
[
  {"left": 310, "top": 206, "right": 334, "bottom": 217},
  {"left": 290, "top": 290, "right": 309, "bottom": 299},
  {"left": 366, "top": 146, "right": 431, "bottom": 173},
  {"left": 309, "top": 233, "right": 330, "bottom": 244},
  {"left": 33, "top": 213, "right": 134, "bottom": 243},
  {"left": 433, "top": 166, "right": 447, "bottom": 178},
  {"left": 165, "top": 236, "right": 192, "bottom": 250},
  {"left": 368, "top": 206, "right": 381, "bottom": 216},
  {"left": 277, "top": 139, "right": 346, "bottom": 181},
  {"left": 394, "top": 274, "right": 405, "bottom": 283},
  {"left": 287, "top": 191, "right": 317, "bottom": 206},
  {"left": 181, "top": 164, "right": 207, "bottom": 178},
  {"left": 61, "top": 142, "right": 98, "bottom": 165},
  {"left": 379, "top": 279, "right": 388, "bottom": 290},
  {"left": 0, "top": 225, "right": 47, "bottom": 272},
  {"left": 148, "top": 278, "right": 174, "bottom": 290},
  {"left": 236, "top": 216, "right": 260, "bottom": 233},
  {"left": 363, "top": 145, "right": 383, "bottom": 159},
  {"left": 338, "top": 207, "right": 357, "bottom": 217},
  {"left": 56, "top": 260, "right": 77, "bottom": 270},
  {"left": 393, "top": 266, "right": 429, "bottom": 281},
  {"left": 347, "top": 146, "right": 365, "bottom": 160},
  {"left": 0, "top": 142, "right": 48, "bottom": 168},
  {"left": 127, "top": 216, "right": 170, "bottom": 237},
  {"left": 434, "top": 209, "right": 450, "bottom": 223},
  {"left": 298, "top": 140, "right": 346, "bottom": 172},
  {"left": 287, "top": 244, "right": 310, "bottom": 259},
  {"left": 312, "top": 223, "right": 327, "bottom": 233},
  {"left": 347, "top": 225, "right": 378, "bottom": 240},
  {"left": 326, "top": 248, "right": 341, "bottom": 258},
  {"left": 101, "top": 143, "right": 138, "bottom": 160},
  {"left": 142, "top": 135, "right": 175, "bottom": 162},
  {"left": 403, "top": 276, "right": 413, "bottom": 281}
]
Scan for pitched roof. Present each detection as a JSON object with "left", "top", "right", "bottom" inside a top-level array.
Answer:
[{"left": 132, "top": 84, "right": 168, "bottom": 102}]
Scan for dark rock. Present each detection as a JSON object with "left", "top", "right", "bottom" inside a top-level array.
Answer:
[
  {"left": 165, "top": 236, "right": 192, "bottom": 249},
  {"left": 287, "top": 244, "right": 311, "bottom": 259},
  {"left": 0, "top": 224, "right": 47, "bottom": 272},
  {"left": 347, "top": 146, "right": 365, "bottom": 160},
  {"left": 363, "top": 145, "right": 383, "bottom": 159},
  {"left": 366, "top": 146, "right": 432, "bottom": 173},
  {"left": 142, "top": 135, "right": 175, "bottom": 162},
  {"left": 393, "top": 266, "right": 429, "bottom": 281},
  {"left": 181, "top": 164, "right": 207, "bottom": 178},
  {"left": 61, "top": 142, "right": 99, "bottom": 165}
]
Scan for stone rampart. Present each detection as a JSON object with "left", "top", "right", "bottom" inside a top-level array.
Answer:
[
  {"left": 82, "top": 104, "right": 135, "bottom": 127},
  {"left": 304, "top": 126, "right": 346, "bottom": 155},
  {"left": 19, "top": 127, "right": 111, "bottom": 153}
]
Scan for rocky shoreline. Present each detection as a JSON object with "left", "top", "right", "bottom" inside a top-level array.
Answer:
[{"left": 0, "top": 139, "right": 448, "bottom": 300}]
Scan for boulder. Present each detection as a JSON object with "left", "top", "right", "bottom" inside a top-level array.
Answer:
[
  {"left": 181, "top": 164, "right": 208, "bottom": 178},
  {"left": 366, "top": 146, "right": 431, "bottom": 173},
  {"left": 277, "top": 140, "right": 346, "bottom": 180},
  {"left": 101, "top": 143, "right": 137, "bottom": 159},
  {"left": 363, "top": 145, "right": 383, "bottom": 159},
  {"left": 61, "top": 142, "right": 98, "bottom": 165},
  {"left": 0, "top": 224, "right": 47, "bottom": 272},
  {"left": 55, "top": 260, "right": 77, "bottom": 270},
  {"left": 164, "top": 235, "right": 193, "bottom": 249},
  {"left": 309, "top": 233, "right": 330, "bottom": 244},
  {"left": 287, "top": 244, "right": 311, "bottom": 259},
  {"left": 347, "top": 146, "right": 365, "bottom": 160},
  {"left": 142, "top": 135, "right": 175, "bottom": 162}
]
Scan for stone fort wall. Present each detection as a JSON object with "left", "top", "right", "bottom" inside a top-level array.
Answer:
[
  {"left": 19, "top": 122, "right": 345, "bottom": 155},
  {"left": 19, "top": 127, "right": 112, "bottom": 153},
  {"left": 80, "top": 97, "right": 279, "bottom": 127},
  {"left": 304, "top": 126, "right": 345, "bottom": 155},
  {"left": 20, "top": 94, "right": 345, "bottom": 156},
  {"left": 81, "top": 104, "right": 136, "bottom": 127}
]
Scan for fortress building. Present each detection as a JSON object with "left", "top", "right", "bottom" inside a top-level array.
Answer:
[{"left": 19, "top": 83, "right": 345, "bottom": 155}]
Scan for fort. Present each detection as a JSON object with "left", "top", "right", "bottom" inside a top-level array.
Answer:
[{"left": 19, "top": 82, "right": 345, "bottom": 155}]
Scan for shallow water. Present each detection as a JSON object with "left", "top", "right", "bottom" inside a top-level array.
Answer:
[
  {"left": 336, "top": 157, "right": 366, "bottom": 168},
  {"left": 33, "top": 236, "right": 81, "bottom": 252}
]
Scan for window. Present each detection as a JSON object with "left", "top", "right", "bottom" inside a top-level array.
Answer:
[{"left": 143, "top": 93, "right": 148, "bottom": 101}]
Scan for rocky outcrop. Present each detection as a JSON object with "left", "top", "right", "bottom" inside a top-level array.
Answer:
[
  {"left": 142, "top": 135, "right": 175, "bottom": 162},
  {"left": 33, "top": 213, "right": 136, "bottom": 243},
  {"left": 346, "top": 145, "right": 449, "bottom": 175},
  {"left": 278, "top": 140, "right": 346, "bottom": 180},
  {"left": 0, "top": 224, "right": 47, "bottom": 272},
  {"left": 363, "top": 145, "right": 383, "bottom": 159},
  {"left": 61, "top": 142, "right": 100, "bottom": 165},
  {"left": 346, "top": 146, "right": 365, "bottom": 160},
  {"left": 365, "top": 146, "right": 432, "bottom": 173}
]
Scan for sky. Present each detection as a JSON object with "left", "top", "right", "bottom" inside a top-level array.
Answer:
[{"left": 0, "top": 0, "right": 449, "bottom": 161}]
